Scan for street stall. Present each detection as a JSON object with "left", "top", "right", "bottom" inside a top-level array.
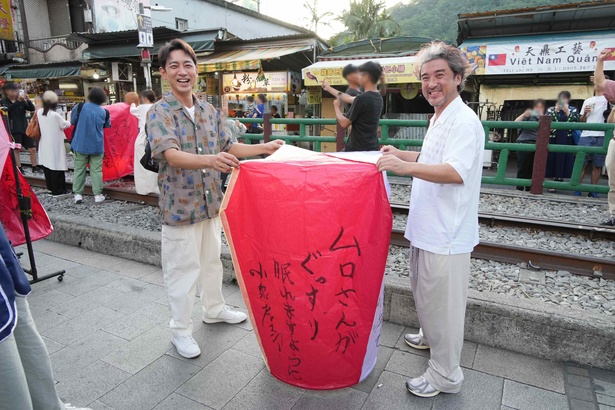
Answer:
[
  {"left": 197, "top": 35, "right": 327, "bottom": 125},
  {"left": 301, "top": 55, "right": 424, "bottom": 151},
  {"left": 460, "top": 30, "right": 615, "bottom": 122},
  {"left": 458, "top": 2, "right": 615, "bottom": 125},
  {"left": 2, "top": 61, "right": 87, "bottom": 119}
]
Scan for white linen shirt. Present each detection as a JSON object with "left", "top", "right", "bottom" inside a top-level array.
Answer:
[{"left": 404, "top": 96, "right": 485, "bottom": 255}]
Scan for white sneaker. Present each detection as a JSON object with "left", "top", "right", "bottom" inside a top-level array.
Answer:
[
  {"left": 64, "top": 404, "right": 92, "bottom": 410},
  {"left": 74, "top": 194, "right": 83, "bottom": 204},
  {"left": 171, "top": 334, "right": 201, "bottom": 358},
  {"left": 94, "top": 194, "right": 105, "bottom": 203},
  {"left": 406, "top": 375, "right": 441, "bottom": 398},
  {"left": 203, "top": 305, "right": 247, "bottom": 324}
]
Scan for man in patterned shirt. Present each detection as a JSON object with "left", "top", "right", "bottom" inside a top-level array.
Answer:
[{"left": 148, "top": 39, "right": 283, "bottom": 359}]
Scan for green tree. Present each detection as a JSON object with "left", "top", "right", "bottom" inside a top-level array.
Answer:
[
  {"left": 390, "top": 0, "right": 595, "bottom": 44},
  {"left": 303, "top": 0, "right": 334, "bottom": 36},
  {"left": 334, "top": 0, "right": 401, "bottom": 44}
]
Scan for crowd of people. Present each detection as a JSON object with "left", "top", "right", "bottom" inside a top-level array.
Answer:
[
  {"left": 0, "top": 38, "right": 614, "bottom": 409},
  {"left": 514, "top": 79, "right": 613, "bottom": 201},
  {"left": 510, "top": 51, "right": 615, "bottom": 225}
]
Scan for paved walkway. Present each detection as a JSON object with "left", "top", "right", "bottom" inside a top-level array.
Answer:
[{"left": 15, "top": 240, "right": 615, "bottom": 410}]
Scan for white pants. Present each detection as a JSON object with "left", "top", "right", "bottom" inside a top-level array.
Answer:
[
  {"left": 606, "top": 138, "right": 615, "bottom": 217},
  {"left": 161, "top": 218, "right": 226, "bottom": 336},
  {"left": 0, "top": 297, "right": 64, "bottom": 410},
  {"left": 409, "top": 247, "right": 470, "bottom": 393}
]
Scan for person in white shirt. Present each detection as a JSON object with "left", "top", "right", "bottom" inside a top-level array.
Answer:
[
  {"left": 377, "top": 41, "right": 484, "bottom": 398},
  {"left": 578, "top": 76, "right": 610, "bottom": 197},
  {"left": 37, "top": 91, "right": 71, "bottom": 195},
  {"left": 130, "top": 90, "right": 159, "bottom": 195}
]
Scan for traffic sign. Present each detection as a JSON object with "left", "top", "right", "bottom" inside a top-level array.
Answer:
[{"left": 137, "top": 14, "right": 153, "bottom": 48}]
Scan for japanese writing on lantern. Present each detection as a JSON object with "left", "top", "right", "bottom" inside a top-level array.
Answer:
[{"left": 247, "top": 225, "right": 364, "bottom": 381}]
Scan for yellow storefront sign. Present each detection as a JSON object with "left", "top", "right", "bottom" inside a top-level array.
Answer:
[
  {"left": 302, "top": 57, "right": 419, "bottom": 86},
  {"left": 0, "top": 0, "right": 14, "bottom": 41},
  {"left": 307, "top": 87, "right": 322, "bottom": 105}
]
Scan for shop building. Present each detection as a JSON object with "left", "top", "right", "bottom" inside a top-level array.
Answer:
[{"left": 458, "top": 1, "right": 615, "bottom": 128}]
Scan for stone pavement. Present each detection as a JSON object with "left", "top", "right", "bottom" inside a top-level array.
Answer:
[{"left": 15, "top": 240, "right": 615, "bottom": 410}]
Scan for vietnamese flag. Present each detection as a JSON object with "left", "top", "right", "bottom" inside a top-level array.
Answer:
[
  {"left": 488, "top": 53, "right": 507, "bottom": 66},
  {"left": 604, "top": 48, "right": 615, "bottom": 61}
]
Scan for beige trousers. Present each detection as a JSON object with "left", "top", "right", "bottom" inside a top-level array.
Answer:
[
  {"left": 161, "top": 218, "right": 226, "bottom": 337},
  {"left": 606, "top": 138, "right": 615, "bottom": 217},
  {"left": 410, "top": 247, "right": 471, "bottom": 393}
]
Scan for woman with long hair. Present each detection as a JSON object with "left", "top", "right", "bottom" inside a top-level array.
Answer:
[
  {"left": 37, "top": 91, "right": 71, "bottom": 195},
  {"left": 130, "top": 89, "right": 159, "bottom": 195}
]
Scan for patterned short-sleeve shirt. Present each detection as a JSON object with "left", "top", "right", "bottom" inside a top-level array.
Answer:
[{"left": 147, "top": 92, "right": 232, "bottom": 226}]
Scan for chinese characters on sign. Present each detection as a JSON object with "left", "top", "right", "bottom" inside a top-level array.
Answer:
[
  {"left": 301, "top": 57, "right": 419, "bottom": 86},
  {"left": 461, "top": 35, "right": 615, "bottom": 75},
  {"left": 221, "top": 152, "right": 391, "bottom": 389}
]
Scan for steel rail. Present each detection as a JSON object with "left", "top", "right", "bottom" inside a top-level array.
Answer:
[
  {"left": 390, "top": 202, "right": 614, "bottom": 240},
  {"left": 24, "top": 176, "right": 159, "bottom": 207},
  {"left": 390, "top": 229, "right": 614, "bottom": 280}
]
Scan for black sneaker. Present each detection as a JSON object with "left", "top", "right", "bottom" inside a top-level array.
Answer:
[{"left": 600, "top": 217, "right": 615, "bottom": 227}]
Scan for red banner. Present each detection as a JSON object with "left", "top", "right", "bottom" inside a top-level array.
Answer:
[
  {"left": 65, "top": 103, "right": 139, "bottom": 182},
  {"left": 0, "top": 126, "right": 53, "bottom": 246},
  {"left": 221, "top": 152, "right": 392, "bottom": 389}
]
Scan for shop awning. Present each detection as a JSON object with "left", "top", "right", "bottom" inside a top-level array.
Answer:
[
  {"left": 302, "top": 56, "right": 418, "bottom": 86},
  {"left": 5, "top": 63, "right": 82, "bottom": 79},
  {"left": 198, "top": 45, "right": 312, "bottom": 72},
  {"left": 80, "top": 29, "right": 219, "bottom": 60}
]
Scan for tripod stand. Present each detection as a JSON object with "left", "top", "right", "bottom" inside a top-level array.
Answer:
[{"left": 1, "top": 109, "right": 64, "bottom": 284}]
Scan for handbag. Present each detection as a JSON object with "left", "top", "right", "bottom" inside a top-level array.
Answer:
[
  {"left": 26, "top": 111, "right": 41, "bottom": 140},
  {"left": 140, "top": 124, "right": 159, "bottom": 173}
]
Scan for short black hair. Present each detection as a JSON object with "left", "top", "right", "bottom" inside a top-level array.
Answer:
[
  {"left": 88, "top": 87, "right": 107, "bottom": 105},
  {"left": 342, "top": 64, "right": 358, "bottom": 79},
  {"left": 257, "top": 93, "right": 267, "bottom": 103},
  {"left": 3, "top": 82, "right": 18, "bottom": 91},
  {"left": 358, "top": 61, "right": 383, "bottom": 84},
  {"left": 158, "top": 39, "right": 197, "bottom": 70},
  {"left": 558, "top": 90, "right": 571, "bottom": 100},
  {"left": 247, "top": 96, "right": 254, "bottom": 103},
  {"left": 139, "top": 89, "right": 156, "bottom": 103},
  {"left": 271, "top": 105, "right": 278, "bottom": 112}
]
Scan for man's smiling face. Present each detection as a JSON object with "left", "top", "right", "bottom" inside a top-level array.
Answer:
[
  {"left": 420, "top": 58, "right": 461, "bottom": 109},
  {"left": 160, "top": 49, "right": 197, "bottom": 95}
]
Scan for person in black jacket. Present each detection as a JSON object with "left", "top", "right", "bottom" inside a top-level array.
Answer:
[{"left": 1, "top": 83, "right": 37, "bottom": 173}]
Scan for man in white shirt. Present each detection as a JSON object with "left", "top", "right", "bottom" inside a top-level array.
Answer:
[
  {"left": 377, "top": 41, "right": 484, "bottom": 398},
  {"left": 578, "top": 76, "right": 610, "bottom": 197}
]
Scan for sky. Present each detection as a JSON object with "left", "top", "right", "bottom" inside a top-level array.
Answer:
[{"left": 258, "top": 0, "right": 404, "bottom": 39}]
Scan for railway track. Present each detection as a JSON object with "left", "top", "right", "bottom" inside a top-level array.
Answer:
[
  {"left": 24, "top": 176, "right": 159, "bottom": 207},
  {"left": 25, "top": 175, "right": 615, "bottom": 279},
  {"left": 391, "top": 202, "right": 615, "bottom": 241}
]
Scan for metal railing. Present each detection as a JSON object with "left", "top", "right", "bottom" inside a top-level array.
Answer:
[
  {"left": 237, "top": 114, "right": 613, "bottom": 195},
  {"left": 28, "top": 36, "right": 83, "bottom": 52}
]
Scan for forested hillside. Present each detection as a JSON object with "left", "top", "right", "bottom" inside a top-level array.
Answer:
[{"left": 390, "top": 0, "right": 594, "bottom": 43}]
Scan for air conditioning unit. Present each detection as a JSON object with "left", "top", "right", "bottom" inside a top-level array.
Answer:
[{"left": 111, "top": 62, "right": 133, "bottom": 82}]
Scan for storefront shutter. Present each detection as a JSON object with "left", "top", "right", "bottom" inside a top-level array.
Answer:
[{"left": 47, "top": 0, "right": 72, "bottom": 37}]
